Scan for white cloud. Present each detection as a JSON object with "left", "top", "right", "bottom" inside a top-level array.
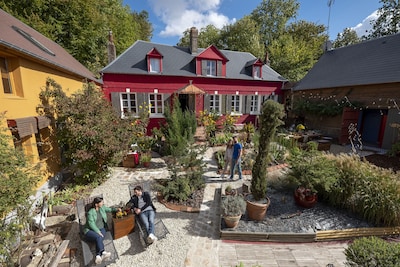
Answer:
[
  {"left": 148, "top": 0, "right": 234, "bottom": 37},
  {"left": 351, "top": 10, "right": 379, "bottom": 37}
]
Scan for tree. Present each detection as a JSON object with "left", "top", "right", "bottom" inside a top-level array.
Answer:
[
  {"left": 177, "top": 25, "right": 221, "bottom": 48},
  {"left": 251, "top": 100, "right": 285, "bottom": 201},
  {"left": 0, "top": 113, "right": 40, "bottom": 265},
  {"left": 219, "top": 16, "right": 266, "bottom": 59},
  {"left": 333, "top": 28, "right": 361, "bottom": 48},
  {"left": 0, "top": 0, "right": 152, "bottom": 73},
  {"left": 37, "top": 78, "right": 134, "bottom": 185},
  {"left": 269, "top": 21, "right": 326, "bottom": 81},
  {"left": 250, "top": 0, "right": 300, "bottom": 46},
  {"left": 369, "top": 0, "right": 400, "bottom": 38}
]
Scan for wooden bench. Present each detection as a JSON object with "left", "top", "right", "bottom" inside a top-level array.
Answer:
[
  {"left": 128, "top": 183, "right": 169, "bottom": 248},
  {"left": 76, "top": 195, "right": 118, "bottom": 267}
]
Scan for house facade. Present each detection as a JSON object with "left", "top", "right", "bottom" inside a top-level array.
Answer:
[
  {"left": 101, "top": 27, "right": 287, "bottom": 132},
  {"left": 290, "top": 33, "right": 400, "bottom": 149},
  {"left": 0, "top": 9, "right": 99, "bottom": 186}
]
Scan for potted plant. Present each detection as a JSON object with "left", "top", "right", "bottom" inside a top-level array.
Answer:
[
  {"left": 247, "top": 100, "right": 285, "bottom": 221},
  {"left": 287, "top": 141, "right": 340, "bottom": 208},
  {"left": 224, "top": 185, "right": 236, "bottom": 196},
  {"left": 140, "top": 151, "right": 152, "bottom": 167},
  {"left": 221, "top": 195, "right": 246, "bottom": 228}
]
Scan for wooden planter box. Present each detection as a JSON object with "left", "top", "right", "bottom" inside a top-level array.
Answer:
[
  {"left": 122, "top": 153, "right": 138, "bottom": 168},
  {"left": 112, "top": 213, "right": 135, "bottom": 239}
]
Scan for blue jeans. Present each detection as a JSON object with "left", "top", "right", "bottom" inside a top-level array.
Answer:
[
  {"left": 85, "top": 227, "right": 106, "bottom": 256},
  {"left": 139, "top": 209, "right": 155, "bottom": 235},
  {"left": 230, "top": 157, "right": 242, "bottom": 179}
]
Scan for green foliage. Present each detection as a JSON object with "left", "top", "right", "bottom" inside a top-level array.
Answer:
[
  {"left": 0, "top": 112, "right": 40, "bottom": 265},
  {"left": 50, "top": 184, "right": 91, "bottom": 205},
  {"left": 286, "top": 143, "right": 340, "bottom": 194},
  {"left": 215, "top": 149, "right": 226, "bottom": 169},
  {"left": 292, "top": 98, "right": 362, "bottom": 117},
  {"left": 209, "top": 133, "right": 232, "bottom": 147},
  {"left": 162, "top": 96, "right": 196, "bottom": 157},
  {"left": 221, "top": 195, "right": 246, "bottom": 217},
  {"left": 387, "top": 141, "right": 400, "bottom": 157},
  {"left": 345, "top": 236, "right": 400, "bottom": 267},
  {"left": 369, "top": 0, "right": 400, "bottom": 39},
  {"left": 333, "top": 28, "right": 362, "bottom": 48},
  {"left": 251, "top": 100, "right": 285, "bottom": 201},
  {"left": 37, "top": 78, "right": 134, "bottom": 185},
  {"left": 0, "top": 0, "right": 152, "bottom": 73}
]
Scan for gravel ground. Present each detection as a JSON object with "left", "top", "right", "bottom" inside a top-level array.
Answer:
[{"left": 65, "top": 155, "right": 198, "bottom": 267}]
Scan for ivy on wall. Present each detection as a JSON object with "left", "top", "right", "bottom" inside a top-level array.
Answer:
[{"left": 292, "top": 98, "right": 362, "bottom": 117}]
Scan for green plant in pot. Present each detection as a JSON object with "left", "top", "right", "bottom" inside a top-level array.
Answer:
[
  {"left": 221, "top": 195, "right": 246, "bottom": 228},
  {"left": 247, "top": 100, "right": 285, "bottom": 221}
]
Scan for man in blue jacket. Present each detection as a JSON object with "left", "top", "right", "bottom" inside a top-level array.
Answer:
[
  {"left": 127, "top": 185, "right": 157, "bottom": 244},
  {"left": 229, "top": 135, "right": 243, "bottom": 180}
]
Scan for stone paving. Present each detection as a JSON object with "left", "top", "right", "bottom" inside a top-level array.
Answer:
[{"left": 183, "top": 145, "right": 351, "bottom": 267}]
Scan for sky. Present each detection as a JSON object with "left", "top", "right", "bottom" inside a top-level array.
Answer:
[{"left": 123, "top": 0, "right": 382, "bottom": 45}]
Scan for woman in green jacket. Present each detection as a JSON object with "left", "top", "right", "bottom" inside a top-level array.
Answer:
[{"left": 84, "top": 197, "right": 120, "bottom": 264}]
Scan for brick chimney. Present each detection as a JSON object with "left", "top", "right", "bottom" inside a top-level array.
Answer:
[
  {"left": 108, "top": 30, "right": 116, "bottom": 63},
  {"left": 189, "top": 27, "right": 198, "bottom": 54}
]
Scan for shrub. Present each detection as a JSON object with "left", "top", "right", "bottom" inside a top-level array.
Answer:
[
  {"left": 345, "top": 236, "right": 400, "bottom": 267},
  {"left": 0, "top": 112, "right": 40, "bottom": 265}
]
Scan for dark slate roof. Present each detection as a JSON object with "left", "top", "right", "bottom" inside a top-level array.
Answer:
[
  {"left": 294, "top": 33, "right": 400, "bottom": 91},
  {"left": 0, "top": 9, "right": 99, "bottom": 83},
  {"left": 101, "top": 40, "right": 286, "bottom": 82}
]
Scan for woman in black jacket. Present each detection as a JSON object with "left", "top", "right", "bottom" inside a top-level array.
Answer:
[{"left": 127, "top": 185, "right": 157, "bottom": 243}]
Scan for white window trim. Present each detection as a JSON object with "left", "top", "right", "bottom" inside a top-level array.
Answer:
[
  {"left": 210, "top": 94, "right": 221, "bottom": 114},
  {"left": 206, "top": 60, "right": 216, "bottom": 76},
  {"left": 250, "top": 95, "right": 261, "bottom": 115},
  {"left": 253, "top": 65, "right": 262, "bottom": 79},
  {"left": 149, "top": 57, "right": 161, "bottom": 73},
  {"left": 230, "top": 95, "right": 243, "bottom": 115},
  {"left": 120, "top": 92, "right": 137, "bottom": 118},
  {"left": 148, "top": 93, "right": 164, "bottom": 118}
]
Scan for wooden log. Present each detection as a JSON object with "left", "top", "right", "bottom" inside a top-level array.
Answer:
[{"left": 49, "top": 240, "right": 70, "bottom": 267}]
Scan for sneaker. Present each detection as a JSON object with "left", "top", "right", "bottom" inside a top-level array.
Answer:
[
  {"left": 149, "top": 233, "right": 158, "bottom": 241},
  {"left": 95, "top": 255, "right": 102, "bottom": 264},
  {"left": 229, "top": 176, "right": 233, "bottom": 180},
  {"left": 102, "top": 251, "right": 111, "bottom": 260},
  {"left": 146, "top": 235, "right": 154, "bottom": 244}
]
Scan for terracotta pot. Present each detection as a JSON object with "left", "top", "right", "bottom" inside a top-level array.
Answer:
[
  {"left": 294, "top": 188, "right": 317, "bottom": 208},
  {"left": 142, "top": 162, "right": 150, "bottom": 167},
  {"left": 223, "top": 214, "right": 242, "bottom": 228},
  {"left": 246, "top": 197, "right": 270, "bottom": 221}
]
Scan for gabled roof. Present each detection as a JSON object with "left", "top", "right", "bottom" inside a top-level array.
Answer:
[
  {"left": 294, "top": 33, "right": 400, "bottom": 91},
  {"left": 101, "top": 40, "right": 286, "bottom": 82},
  {"left": 0, "top": 9, "right": 99, "bottom": 83}
]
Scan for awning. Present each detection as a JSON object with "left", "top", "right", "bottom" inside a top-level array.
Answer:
[
  {"left": 177, "top": 83, "right": 205, "bottom": 94},
  {"left": 7, "top": 116, "right": 51, "bottom": 138}
]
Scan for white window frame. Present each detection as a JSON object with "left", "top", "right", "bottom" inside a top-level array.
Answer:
[
  {"left": 206, "top": 60, "right": 216, "bottom": 76},
  {"left": 149, "top": 57, "right": 161, "bottom": 73},
  {"left": 210, "top": 95, "right": 221, "bottom": 114},
  {"left": 120, "top": 93, "right": 137, "bottom": 118},
  {"left": 250, "top": 95, "right": 261, "bottom": 114},
  {"left": 149, "top": 93, "right": 164, "bottom": 117},
  {"left": 230, "top": 95, "right": 242, "bottom": 115},
  {"left": 254, "top": 65, "right": 262, "bottom": 79}
]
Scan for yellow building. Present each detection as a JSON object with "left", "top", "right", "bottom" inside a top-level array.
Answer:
[{"left": 0, "top": 9, "right": 99, "bottom": 187}]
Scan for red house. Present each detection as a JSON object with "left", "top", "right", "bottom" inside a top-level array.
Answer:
[{"left": 101, "top": 27, "right": 287, "bottom": 131}]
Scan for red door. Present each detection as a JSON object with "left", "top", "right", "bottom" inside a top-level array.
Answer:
[{"left": 339, "top": 108, "right": 360, "bottom": 145}]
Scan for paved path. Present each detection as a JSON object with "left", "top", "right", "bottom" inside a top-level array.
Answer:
[{"left": 183, "top": 145, "right": 350, "bottom": 267}]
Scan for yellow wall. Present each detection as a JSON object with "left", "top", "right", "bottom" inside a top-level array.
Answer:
[{"left": 0, "top": 51, "right": 92, "bottom": 188}]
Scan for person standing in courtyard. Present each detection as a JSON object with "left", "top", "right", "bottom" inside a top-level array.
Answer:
[
  {"left": 84, "top": 197, "right": 120, "bottom": 265},
  {"left": 127, "top": 185, "right": 158, "bottom": 244},
  {"left": 220, "top": 139, "right": 234, "bottom": 179},
  {"left": 229, "top": 135, "right": 243, "bottom": 180}
]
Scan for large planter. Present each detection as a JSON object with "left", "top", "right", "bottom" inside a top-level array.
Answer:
[
  {"left": 294, "top": 187, "right": 317, "bottom": 208},
  {"left": 223, "top": 214, "right": 241, "bottom": 228},
  {"left": 246, "top": 196, "right": 270, "bottom": 221}
]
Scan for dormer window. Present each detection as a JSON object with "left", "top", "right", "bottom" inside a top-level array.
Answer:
[
  {"left": 150, "top": 58, "right": 161, "bottom": 73},
  {"left": 147, "top": 48, "right": 163, "bottom": 74},
  {"left": 254, "top": 65, "right": 262, "bottom": 79},
  {"left": 206, "top": 60, "right": 216, "bottom": 76}
]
